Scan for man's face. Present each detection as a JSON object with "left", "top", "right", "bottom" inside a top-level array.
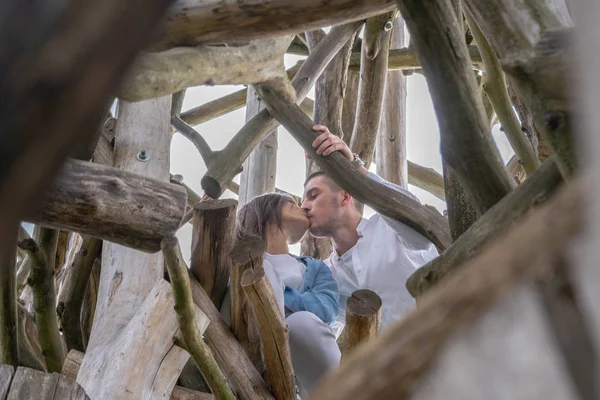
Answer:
[{"left": 301, "top": 176, "right": 342, "bottom": 237}]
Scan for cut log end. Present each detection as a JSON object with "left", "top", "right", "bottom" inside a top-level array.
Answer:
[
  {"left": 240, "top": 268, "right": 265, "bottom": 288},
  {"left": 230, "top": 235, "right": 266, "bottom": 265},
  {"left": 347, "top": 289, "right": 383, "bottom": 317},
  {"left": 200, "top": 176, "right": 222, "bottom": 200}
]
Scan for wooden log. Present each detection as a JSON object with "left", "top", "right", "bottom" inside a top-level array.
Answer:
[
  {"left": 191, "top": 200, "right": 237, "bottom": 309},
  {"left": 342, "top": 70, "right": 360, "bottom": 145},
  {"left": 342, "top": 290, "right": 382, "bottom": 358},
  {"left": 407, "top": 158, "right": 562, "bottom": 297},
  {"left": 396, "top": 0, "right": 514, "bottom": 215},
  {"left": 308, "top": 168, "right": 587, "bottom": 400},
  {"left": 301, "top": 27, "right": 353, "bottom": 259},
  {"left": 350, "top": 12, "right": 396, "bottom": 168},
  {"left": 77, "top": 97, "right": 192, "bottom": 399},
  {"left": 0, "top": 364, "right": 14, "bottom": 399},
  {"left": 229, "top": 236, "right": 266, "bottom": 371},
  {"left": 408, "top": 161, "right": 445, "bottom": 201},
  {"left": 62, "top": 350, "right": 215, "bottom": 400},
  {"left": 91, "top": 120, "right": 116, "bottom": 166},
  {"left": 443, "top": 164, "right": 480, "bottom": 241},
  {"left": 464, "top": 9, "right": 539, "bottom": 176},
  {"left": 376, "top": 15, "right": 408, "bottom": 188},
  {"left": 241, "top": 268, "right": 295, "bottom": 400},
  {"left": 348, "top": 45, "right": 484, "bottom": 71},
  {"left": 119, "top": 36, "right": 294, "bottom": 102},
  {"left": 19, "top": 229, "right": 66, "bottom": 373},
  {"left": 156, "top": 0, "right": 397, "bottom": 49},
  {"left": 16, "top": 305, "right": 45, "bottom": 371},
  {"left": 255, "top": 85, "right": 452, "bottom": 251},
  {"left": 162, "top": 236, "right": 234, "bottom": 400},
  {"left": 201, "top": 22, "right": 364, "bottom": 199},
  {"left": 8, "top": 366, "right": 89, "bottom": 400},
  {"left": 187, "top": 272, "right": 274, "bottom": 400},
  {"left": 238, "top": 87, "right": 278, "bottom": 208},
  {"left": 57, "top": 237, "right": 102, "bottom": 352},
  {"left": 24, "top": 158, "right": 187, "bottom": 253},
  {"left": 0, "top": 225, "right": 18, "bottom": 367},
  {"left": 81, "top": 259, "right": 101, "bottom": 348}
]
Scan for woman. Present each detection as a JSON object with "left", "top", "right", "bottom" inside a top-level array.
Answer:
[{"left": 235, "top": 192, "right": 341, "bottom": 394}]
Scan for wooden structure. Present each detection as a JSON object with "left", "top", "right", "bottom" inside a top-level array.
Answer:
[{"left": 1, "top": 0, "right": 596, "bottom": 399}]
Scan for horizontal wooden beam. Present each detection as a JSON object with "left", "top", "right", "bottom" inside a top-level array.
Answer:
[
  {"left": 408, "top": 161, "right": 445, "bottom": 201},
  {"left": 24, "top": 159, "right": 187, "bottom": 253},
  {"left": 155, "top": 0, "right": 396, "bottom": 49}
]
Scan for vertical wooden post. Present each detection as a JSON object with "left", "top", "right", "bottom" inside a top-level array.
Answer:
[
  {"left": 376, "top": 15, "right": 408, "bottom": 188},
  {"left": 238, "top": 87, "right": 278, "bottom": 208},
  {"left": 342, "top": 290, "right": 382, "bottom": 358},
  {"left": 191, "top": 199, "right": 237, "bottom": 309},
  {"left": 78, "top": 97, "right": 193, "bottom": 399}
]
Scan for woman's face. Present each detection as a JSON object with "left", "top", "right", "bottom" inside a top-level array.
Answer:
[{"left": 280, "top": 201, "right": 310, "bottom": 244}]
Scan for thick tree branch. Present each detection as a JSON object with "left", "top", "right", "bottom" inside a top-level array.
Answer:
[
  {"left": 408, "top": 161, "right": 445, "bottom": 201},
  {"left": 256, "top": 85, "right": 451, "bottom": 250},
  {"left": 242, "top": 269, "right": 296, "bottom": 400},
  {"left": 407, "top": 158, "right": 562, "bottom": 297},
  {"left": 57, "top": 236, "right": 102, "bottom": 352},
  {"left": 119, "top": 36, "right": 295, "bottom": 102},
  {"left": 309, "top": 169, "right": 584, "bottom": 400},
  {"left": 465, "top": 9, "right": 539, "bottom": 176},
  {"left": 350, "top": 12, "right": 396, "bottom": 168},
  {"left": 396, "top": 0, "right": 514, "bottom": 215},
  {"left": 162, "top": 236, "right": 235, "bottom": 400},
  {"left": 172, "top": 117, "right": 216, "bottom": 165},
  {"left": 348, "top": 45, "right": 484, "bottom": 71},
  {"left": 19, "top": 228, "right": 65, "bottom": 373},
  {"left": 156, "top": 0, "right": 397, "bottom": 49},
  {"left": 201, "top": 22, "right": 364, "bottom": 199}
]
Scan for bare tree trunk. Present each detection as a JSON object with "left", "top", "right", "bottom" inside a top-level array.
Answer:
[
  {"left": 376, "top": 15, "right": 408, "bottom": 188},
  {"left": 238, "top": 87, "right": 278, "bottom": 208},
  {"left": 78, "top": 97, "right": 192, "bottom": 399},
  {"left": 301, "top": 27, "right": 354, "bottom": 259}
]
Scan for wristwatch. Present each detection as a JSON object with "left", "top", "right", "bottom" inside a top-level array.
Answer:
[{"left": 351, "top": 153, "right": 365, "bottom": 168}]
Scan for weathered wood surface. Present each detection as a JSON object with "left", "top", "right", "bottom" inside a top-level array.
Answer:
[
  {"left": 343, "top": 290, "right": 382, "bottom": 358},
  {"left": 25, "top": 159, "right": 187, "bottom": 253},
  {"left": 350, "top": 12, "right": 395, "bottom": 168},
  {"left": 120, "top": 36, "right": 294, "bottom": 102},
  {"left": 191, "top": 200, "right": 237, "bottom": 309},
  {"left": 62, "top": 350, "right": 215, "bottom": 400},
  {"left": 408, "top": 161, "right": 445, "bottom": 201},
  {"left": 238, "top": 87, "right": 278, "bottom": 208},
  {"left": 229, "top": 236, "right": 265, "bottom": 371},
  {"left": 376, "top": 15, "right": 408, "bottom": 188},
  {"left": 188, "top": 272, "right": 274, "bottom": 400},
  {"left": 0, "top": 365, "right": 14, "bottom": 399},
  {"left": 7, "top": 366, "right": 88, "bottom": 400},
  {"left": 301, "top": 27, "right": 353, "bottom": 259},
  {"left": 201, "top": 22, "right": 363, "bottom": 199},
  {"left": 443, "top": 164, "right": 480, "bottom": 241},
  {"left": 408, "top": 158, "right": 563, "bottom": 297},
  {"left": 397, "top": 0, "right": 514, "bottom": 215},
  {"left": 241, "top": 268, "right": 295, "bottom": 400},
  {"left": 256, "top": 84, "right": 452, "bottom": 251},
  {"left": 156, "top": 0, "right": 397, "bottom": 49},
  {"left": 309, "top": 169, "right": 586, "bottom": 400}
]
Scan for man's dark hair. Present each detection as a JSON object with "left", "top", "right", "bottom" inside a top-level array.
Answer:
[{"left": 303, "top": 170, "right": 364, "bottom": 213}]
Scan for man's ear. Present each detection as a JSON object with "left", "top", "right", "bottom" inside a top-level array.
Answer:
[{"left": 341, "top": 191, "right": 353, "bottom": 207}]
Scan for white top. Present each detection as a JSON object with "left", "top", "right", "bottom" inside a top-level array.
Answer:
[
  {"left": 265, "top": 253, "right": 307, "bottom": 290},
  {"left": 327, "top": 174, "right": 440, "bottom": 337}
]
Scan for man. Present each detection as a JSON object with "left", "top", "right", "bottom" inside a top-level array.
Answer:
[{"left": 301, "top": 125, "right": 439, "bottom": 336}]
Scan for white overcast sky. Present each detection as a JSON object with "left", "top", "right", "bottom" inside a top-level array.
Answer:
[{"left": 172, "top": 52, "right": 516, "bottom": 260}]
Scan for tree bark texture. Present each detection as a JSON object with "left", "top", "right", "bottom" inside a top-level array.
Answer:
[
  {"left": 191, "top": 200, "right": 237, "bottom": 309},
  {"left": 407, "top": 158, "right": 563, "bottom": 298},
  {"left": 301, "top": 27, "right": 354, "bottom": 259},
  {"left": 342, "top": 290, "right": 382, "bottom": 358},
  {"left": 396, "top": 0, "right": 514, "bottom": 215},
  {"left": 24, "top": 159, "right": 187, "bottom": 254},
  {"left": 349, "top": 12, "right": 396, "bottom": 168},
  {"left": 376, "top": 15, "right": 408, "bottom": 188},
  {"left": 156, "top": 0, "right": 397, "bottom": 49},
  {"left": 238, "top": 87, "right": 278, "bottom": 208}
]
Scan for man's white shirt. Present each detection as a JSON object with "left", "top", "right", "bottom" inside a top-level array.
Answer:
[{"left": 326, "top": 173, "right": 439, "bottom": 337}]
